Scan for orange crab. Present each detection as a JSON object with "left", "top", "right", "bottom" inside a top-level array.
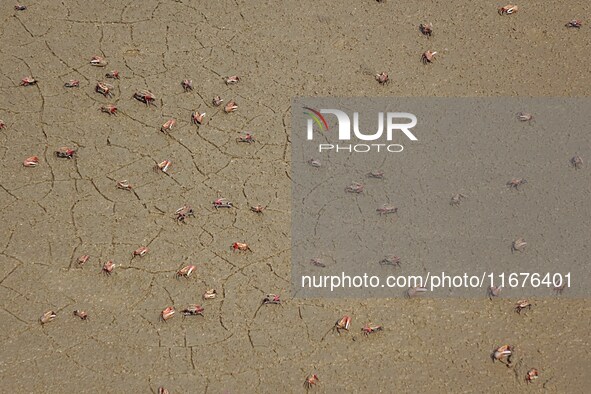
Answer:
[
  {"left": 160, "top": 306, "right": 175, "bottom": 321},
  {"left": 498, "top": 5, "right": 518, "bottom": 15},
  {"left": 421, "top": 50, "right": 437, "bottom": 64},
  {"left": 100, "top": 105, "right": 117, "bottom": 115},
  {"left": 191, "top": 111, "right": 206, "bottom": 125},
  {"left": 224, "top": 100, "right": 238, "bottom": 113},
  {"left": 375, "top": 72, "right": 389, "bottom": 84},
  {"left": 525, "top": 368, "right": 539, "bottom": 383},
  {"left": 20, "top": 76, "right": 37, "bottom": 86},
  {"left": 304, "top": 374, "right": 319, "bottom": 390},
  {"left": 176, "top": 265, "right": 196, "bottom": 279},
  {"left": 232, "top": 242, "right": 252, "bottom": 252},
  {"left": 132, "top": 247, "right": 149, "bottom": 257},
  {"left": 161, "top": 119, "right": 176, "bottom": 133},
  {"left": 23, "top": 156, "right": 39, "bottom": 167}
]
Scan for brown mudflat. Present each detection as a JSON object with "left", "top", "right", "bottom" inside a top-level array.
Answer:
[{"left": 0, "top": 1, "right": 589, "bottom": 392}]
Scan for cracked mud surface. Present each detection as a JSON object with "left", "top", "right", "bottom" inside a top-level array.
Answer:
[{"left": 0, "top": 1, "right": 590, "bottom": 393}]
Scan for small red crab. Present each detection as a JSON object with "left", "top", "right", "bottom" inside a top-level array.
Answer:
[
  {"left": 406, "top": 286, "right": 428, "bottom": 298},
  {"left": 182, "top": 304, "right": 204, "bottom": 317},
  {"left": 507, "top": 178, "right": 527, "bottom": 189},
  {"left": 376, "top": 204, "right": 398, "bottom": 215},
  {"left": 379, "top": 255, "right": 401, "bottom": 267},
  {"left": 571, "top": 155, "right": 583, "bottom": 169},
  {"left": 345, "top": 182, "right": 364, "bottom": 193},
  {"left": 181, "top": 79, "right": 193, "bottom": 92},
  {"left": 175, "top": 205, "right": 194, "bottom": 223},
  {"left": 73, "top": 310, "right": 89, "bottom": 320},
  {"left": 236, "top": 133, "right": 255, "bottom": 143},
  {"left": 161, "top": 119, "right": 176, "bottom": 133},
  {"left": 375, "top": 72, "right": 389, "bottom": 85},
  {"left": 420, "top": 22, "right": 433, "bottom": 37},
  {"left": 224, "top": 100, "right": 238, "bottom": 113},
  {"left": 77, "top": 254, "right": 90, "bottom": 266},
  {"left": 362, "top": 323, "right": 383, "bottom": 336},
  {"left": 333, "top": 315, "right": 351, "bottom": 334},
  {"left": 517, "top": 112, "right": 533, "bottom": 122},
  {"left": 421, "top": 50, "right": 437, "bottom": 64},
  {"left": 102, "top": 260, "right": 115, "bottom": 275},
  {"left": 232, "top": 242, "right": 252, "bottom": 252},
  {"left": 55, "top": 147, "right": 76, "bottom": 159},
  {"left": 525, "top": 368, "right": 539, "bottom": 383},
  {"left": 90, "top": 55, "right": 107, "bottom": 67},
  {"left": 512, "top": 238, "right": 527, "bottom": 253},
  {"left": 20, "top": 76, "right": 37, "bottom": 86},
  {"left": 225, "top": 75, "right": 240, "bottom": 85},
  {"left": 64, "top": 80, "right": 79, "bottom": 88},
  {"left": 40, "top": 310, "right": 57, "bottom": 325},
  {"left": 566, "top": 20, "right": 583, "bottom": 28},
  {"left": 250, "top": 205, "right": 266, "bottom": 213},
  {"left": 100, "top": 105, "right": 117, "bottom": 115},
  {"left": 310, "top": 258, "right": 326, "bottom": 268},
  {"left": 0, "top": 120, "right": 5, "bottom": 129},
  {"left": 15, "top": 4, "right": 27, "bottom": 11},
  {"left": 95, "top": 81, "right": 114, "bottom": 97},
  {"left": 492, "top": 345, "right": 514, "bottom": 366},
  {"left": 176, "top": 265, "right": 196, "bottom": 278},
  {"left": 23, "top": 156, "right": 39, "bottom": 167},
  {"left": 132, "top": 247, "right": 149, "bottom": 257},
  {"left": 133, "top": 89, "right": 157, "bottom": 106},
  {"left": 191, "top": 111, "right": 206, "bottom": 125},
  {"left": 450, "top": 193, "right": 466, "bottom": 206},
  {"left": 367, "top": 170, "right": 384, "bottom": 179},
  {"left": 498, "top": 5, "right": 518, "bottom": 15},
  {"left": 212, "top": 96, "right": 223, "bottom": 106},
  {"left": 203, "top": 289, "right": 217, "bottom": 300},
  {"left": 160, "top": 306, "right": 175, "bottom": 321},
  {"left": 262, "top": 294, "right": 281, "bottom": 305},
  {"left": 213, "top": 198, "right": 233, "bottom": 209},
  {"left": 488, "top": 285, "right": 502, "bottom": 299},
  {"left": 304, "top": 374, "right": 319, "bottom": 390},
  {"left": 308, "top": 158, "right": 321, "bottom": 167},
  {"left": 156, "top": 160, "right": 171, "bottom": 173},
  {"left": 105, "top": 70, "right": 119, "bottom": 79},
  {"left": 514, "top": 299, "right": 532, "bottom": 314}
]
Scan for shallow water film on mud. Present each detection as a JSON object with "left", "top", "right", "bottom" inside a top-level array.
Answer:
[{"left": 292, "top": 98, "right": 591, "bottom": 298}]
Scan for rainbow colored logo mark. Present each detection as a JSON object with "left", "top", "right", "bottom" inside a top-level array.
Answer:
[{"left": 303, "top": 107, "right": 329, "bottom": 131}]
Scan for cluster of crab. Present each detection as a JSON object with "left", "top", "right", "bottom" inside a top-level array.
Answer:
[
  {"left": 11, "top": 57, "right": 258, "bottom": 171},
  {"left": 491, "top": 344, "right": 539, "bottom": 383},
  {"left": 373, "top": 8, "right": 584, "bottom": 86},
  {"left": 302, "top": 315, "right": 383, "bottom": 389},
  {"left": 329, "top": 315, "right": 383, "bottom": 337},
  {"left": 39, "top": 310, "right": 88, "bottom": 324}
]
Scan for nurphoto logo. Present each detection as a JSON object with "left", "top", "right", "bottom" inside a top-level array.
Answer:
[{"left": 303, "top": 106, "right": 418, "bottom": 153}]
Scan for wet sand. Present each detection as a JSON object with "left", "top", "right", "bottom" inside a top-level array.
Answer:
[{"left": 0, "top": 0, "right": 590, "bottom": 393}]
